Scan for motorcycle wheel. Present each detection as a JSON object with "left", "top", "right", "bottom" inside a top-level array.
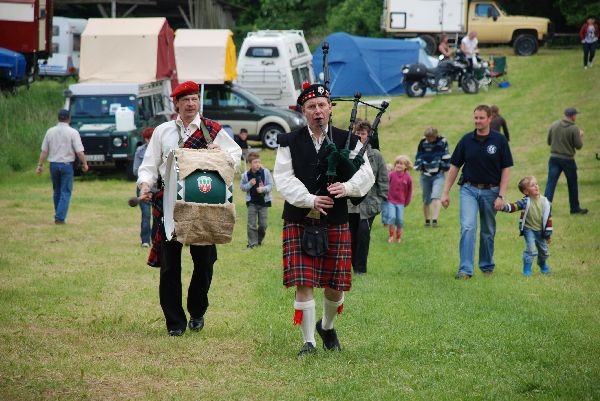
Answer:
[
  {"left": 405, "top": 81, "right": 426, "bottom": 98},
  {"left": 460, "top": 75, "right": 479, "bottom": 94}
]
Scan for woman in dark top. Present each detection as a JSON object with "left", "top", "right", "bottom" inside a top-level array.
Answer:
[{"left": 490, "top": 105, "right": 510, "bottom": 141}]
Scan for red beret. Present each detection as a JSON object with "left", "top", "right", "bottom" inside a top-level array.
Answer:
[
  {"left": 142, "top": 127, "right": 154, "bottom": 139},
  {"left": 297, "top": 82, "right": 330, "bottom": 106},
  {"left": 170, "top": 81, "right": 199, "bottom": 99}
]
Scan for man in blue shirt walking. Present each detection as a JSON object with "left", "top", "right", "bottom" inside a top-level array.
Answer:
[{"left": 441, "top": 105, "right": 513, "bottom": 279}]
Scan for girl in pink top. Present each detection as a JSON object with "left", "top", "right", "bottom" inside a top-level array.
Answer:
[{"left": 382, "top": 155, "right": 413, "bottom": 243}]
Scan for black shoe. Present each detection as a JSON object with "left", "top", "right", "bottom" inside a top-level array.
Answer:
[
  {"left": 168, "top": 328, "right": 185, "bottom": 337},
  {"left": 316, "top": 319, "right": 342, "bottom": 351},
  {"left": 297, "top": 342, "right": 316, "bottom": 357},
  {"left": 570, "top": 208, "right": 588, "bottom": 215},
  {"left": 482, "top": 270, "right": 494, "bottom": 277},
  {"left": 188, "top": 316, "right": 205, "bottom": 332},
  {"left": 455, "top": 272, "right": 472, "bottom": 280}
]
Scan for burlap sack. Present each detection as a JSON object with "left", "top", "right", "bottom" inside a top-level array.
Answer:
[
  {"left": 173, "top": 201, "right": 236, "bottom": 245},
  {"left": 175, "top": 148, "right": 235, "bottom": 185},
  {"left": 171, "top": 148, "right": 236, "bottom": 245}
]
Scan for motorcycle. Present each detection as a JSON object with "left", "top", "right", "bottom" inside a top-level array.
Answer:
[{"left": 401, "top": 53, "right": 479, "bottom": 97}]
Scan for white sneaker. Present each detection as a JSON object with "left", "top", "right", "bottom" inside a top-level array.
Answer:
[
  {"left": 589, "top": 62, "right": 593, "bottom": 68},
  {"left": 141, "top": 243, "right": 150, "bottom": 248},
  {"left": 584, "top": 65, "right": 588, "bottom": 70}
]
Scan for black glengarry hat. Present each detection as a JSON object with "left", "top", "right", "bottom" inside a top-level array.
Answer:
[{"left": 297, "top": 82, "right": 330, "bottom": 106}]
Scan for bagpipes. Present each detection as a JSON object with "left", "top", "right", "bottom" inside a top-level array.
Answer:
[{"left": 319, "top": 42, "right": 389, "bottom": 184}]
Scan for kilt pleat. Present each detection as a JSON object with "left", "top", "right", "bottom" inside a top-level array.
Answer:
[{"left": 282, "top": 220, "right": 352, "bottom": 291}]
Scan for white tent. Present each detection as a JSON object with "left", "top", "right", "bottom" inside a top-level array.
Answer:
[
  {"left": 79, "top": 17, "right": 175, "bottom": 83},
  {"left": 174, "top": 29, "right": 237, "bottom": 84}
]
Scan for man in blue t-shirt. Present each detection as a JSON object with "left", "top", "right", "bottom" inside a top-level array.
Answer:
[{"left": 441, "top": 105, "right": 513, "bottom": 279}]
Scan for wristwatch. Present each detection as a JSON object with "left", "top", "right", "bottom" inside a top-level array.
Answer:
[{"left": 497, "top": 195, "right": 504, "bottom": 200}]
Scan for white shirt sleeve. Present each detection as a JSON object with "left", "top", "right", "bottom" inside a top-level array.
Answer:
[
  {"left": 273, "top": 145, "right": 316, "bottom": 208},
  {"left": 136, "top": 127, "right": 163, "bottom": 188},
  {"left": 343, "top": 141, "right": 375, "bottom": 197},
  {"left": 214, "top": 128, "right": 242, "bottom": 170}
]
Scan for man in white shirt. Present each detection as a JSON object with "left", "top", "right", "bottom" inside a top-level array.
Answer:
[
  {"left": 274, "top": 83, "right": 375, "bottom": 357},
  {"left": 137, "top": 81, "right": 241, "bottom": 337},
  {"left": 37, "top": 109, "right": 88, "bottom": 224}
]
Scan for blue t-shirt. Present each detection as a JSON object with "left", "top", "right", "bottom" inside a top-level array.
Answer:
[{"left": 450, "top": 130, "right": 513, "bottom": 185}]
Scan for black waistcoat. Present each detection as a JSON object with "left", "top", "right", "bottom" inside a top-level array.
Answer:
[{"left": 277, "top": 126, "right": 359, "bottom": 224}]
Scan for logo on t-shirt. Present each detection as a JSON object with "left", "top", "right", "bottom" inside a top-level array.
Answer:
[{"left": 486, "top": 145, "right": 497, "bottom": 155}]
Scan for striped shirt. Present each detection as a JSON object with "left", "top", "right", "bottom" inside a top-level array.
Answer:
[{"left": 414, "top": 136, "right": 451, "bottom": 176}]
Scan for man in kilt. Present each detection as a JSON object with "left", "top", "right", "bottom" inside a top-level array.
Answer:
[
  {"left": 274, "top": 83, "right": 375, "bottom": 356},
  {"left": 137, "top": 81, "right": 241, "bottom": 336}
]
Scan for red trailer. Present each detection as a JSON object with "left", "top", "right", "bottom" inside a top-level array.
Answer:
[{"left": 0, "top": 0, "right": 53, "bottom": 78}]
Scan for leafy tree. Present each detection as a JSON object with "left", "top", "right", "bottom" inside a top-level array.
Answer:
[
  {"left": 556, "top": 0, "right": 600, "bottom": 25},
  {"left": 326, "top": 0, "right": 383, "bottom": 37}
]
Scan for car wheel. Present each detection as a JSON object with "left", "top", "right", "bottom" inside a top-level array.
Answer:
[
  {"left": 260, "top": 124, "right": 284, "bottom": 149},
  {"left": 513, "top": 34, "right": 538, "bottom": 56},
  {"left": 418, "top": 35, "right": 437, "bottom": 56}
]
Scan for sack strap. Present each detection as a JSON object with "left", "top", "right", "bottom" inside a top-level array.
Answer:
[{"left": 200, "top": 120, "right": 213, "bottom": 145}]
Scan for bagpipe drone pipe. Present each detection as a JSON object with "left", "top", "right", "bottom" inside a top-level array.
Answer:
[{"left": 319, "top": 42, "right": 389, "bottom": 186}]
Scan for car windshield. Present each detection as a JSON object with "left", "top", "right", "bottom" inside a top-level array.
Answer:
[
  {"left": 230, "top": 86, "right": 269, "bottom": 106},
  {"left": 70, "top": 95, "right": 136, "bottom": 117}
]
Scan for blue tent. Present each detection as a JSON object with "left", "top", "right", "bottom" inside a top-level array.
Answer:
[{"left": 313, "top": 32, "right": 430, "bottom": 97}]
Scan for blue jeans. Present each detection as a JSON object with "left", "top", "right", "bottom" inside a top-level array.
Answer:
[
  {"left": 544, "top": 157, "right": 580, "bottom": 213},
  {"left": 458, "top": 184, "right": 499, "bottom": 275},
  {"left": 522, "top": 228, "right": 549, "bottom": 266},
  {"left": 382, "top": 202, "right": 405, "bottom": 227},
  {"left": 136, "top": 187, "right": 152, "bottom": 244},
  {"left": 49, "top": 162, "right": 74, "bottom": 222}
]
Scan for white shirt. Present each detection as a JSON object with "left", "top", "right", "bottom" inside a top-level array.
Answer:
[
  {"left": 41, "top": 122, "right": 84, "bottom": 163},
  {"left": 461, "top": 36, "right": 478, "bottom": 57},
  {"left": 137, "top": 114, "right": 242, "bottom": 188},
  {"left": 274, "top": 126, "right": 375, "bottom": 208}
]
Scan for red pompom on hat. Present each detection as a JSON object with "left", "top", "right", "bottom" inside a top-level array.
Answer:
[
  {"left": 302, "top": 81, "right": 311, "bottom": 90},
  {"left": 170, "top": 81, "right": 199, "bottom": 99}
]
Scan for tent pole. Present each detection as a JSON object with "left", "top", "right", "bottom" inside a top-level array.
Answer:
[{"left": 200, "top": 84, "right": 204, "bottom": 115}]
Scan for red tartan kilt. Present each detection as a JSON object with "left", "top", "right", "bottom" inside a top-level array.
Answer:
[{"left": 282, "top": 220, "right": 352, "bottom": 291}]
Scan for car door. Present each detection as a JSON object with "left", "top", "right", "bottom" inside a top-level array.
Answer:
[{"left": 213, "top": 87, "right": 260, "bottom": 136}]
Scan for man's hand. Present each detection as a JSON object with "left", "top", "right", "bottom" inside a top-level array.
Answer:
[
  {"left": 249, "top": 178, "right": 256, "bottom": 186},
  {"left": 207, "top": 143, "right": 221, "bottom": 150},
  {"left": 314, "top": 195, "right": 334, "bottom": 215},
  {"left": 81, "top": 163, "right": 89, "bottom": 172},
  {"left": 494, "top": 197, "right": 504, "bottom": 211},
  {"left": 139, "top": 183, "right": 152, "bottom": 201},
  {"left": 327, "top": 182, "right": 346, "bottom": 199},
  {"left": 441, "top": 193, "right": 450, "bottom": 209},
  {"left": 579, "top": 129, "right": 584, "bottom": 137},
  {"left": 256, "top": 186, "right": 264, "bottom": 194},
  {"left": 36, "top": 165, "right": 43, "bottom": 176},
  {"left": 545, "top": 238, "right": 552, "bottom": 244}
]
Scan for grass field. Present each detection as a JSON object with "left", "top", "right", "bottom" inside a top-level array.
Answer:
[{"left": 1, "top": 47, "right": 599, "bottom": 400}]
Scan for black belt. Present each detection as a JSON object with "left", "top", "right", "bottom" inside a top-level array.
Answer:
[{"left": 465, "top": 182, "right": 497, "bottom": 189}]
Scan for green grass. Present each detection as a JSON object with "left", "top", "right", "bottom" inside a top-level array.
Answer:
[{"left": 1, "top": 48, "right": 599, "bottom": 400}]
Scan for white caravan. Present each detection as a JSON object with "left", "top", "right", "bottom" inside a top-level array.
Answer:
[
  {"left": 236, "top": 30, "right": 315, "bottom": 110},
  {"left": 39, "top": 16, "right": 87, "bottom": 77}
]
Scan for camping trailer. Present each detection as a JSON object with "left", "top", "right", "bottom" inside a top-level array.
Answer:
[
  {"left": 236, "top": 30, "right": 315, "bottom": 110},
  {"left": 39, "top": 17, "right": 87, "bottom": 78}
]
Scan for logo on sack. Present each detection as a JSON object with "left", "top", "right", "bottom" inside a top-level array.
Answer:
[
  {"left": 197, "top": 176, "right": 212, "bottom": 193},
  {"left": 486, "top": 145, "right": 497, "bottom": 155}
]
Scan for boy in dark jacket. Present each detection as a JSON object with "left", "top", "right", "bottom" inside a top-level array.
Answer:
[{"left": 502, "top": 176, "right": 553, "bottom": 277}]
